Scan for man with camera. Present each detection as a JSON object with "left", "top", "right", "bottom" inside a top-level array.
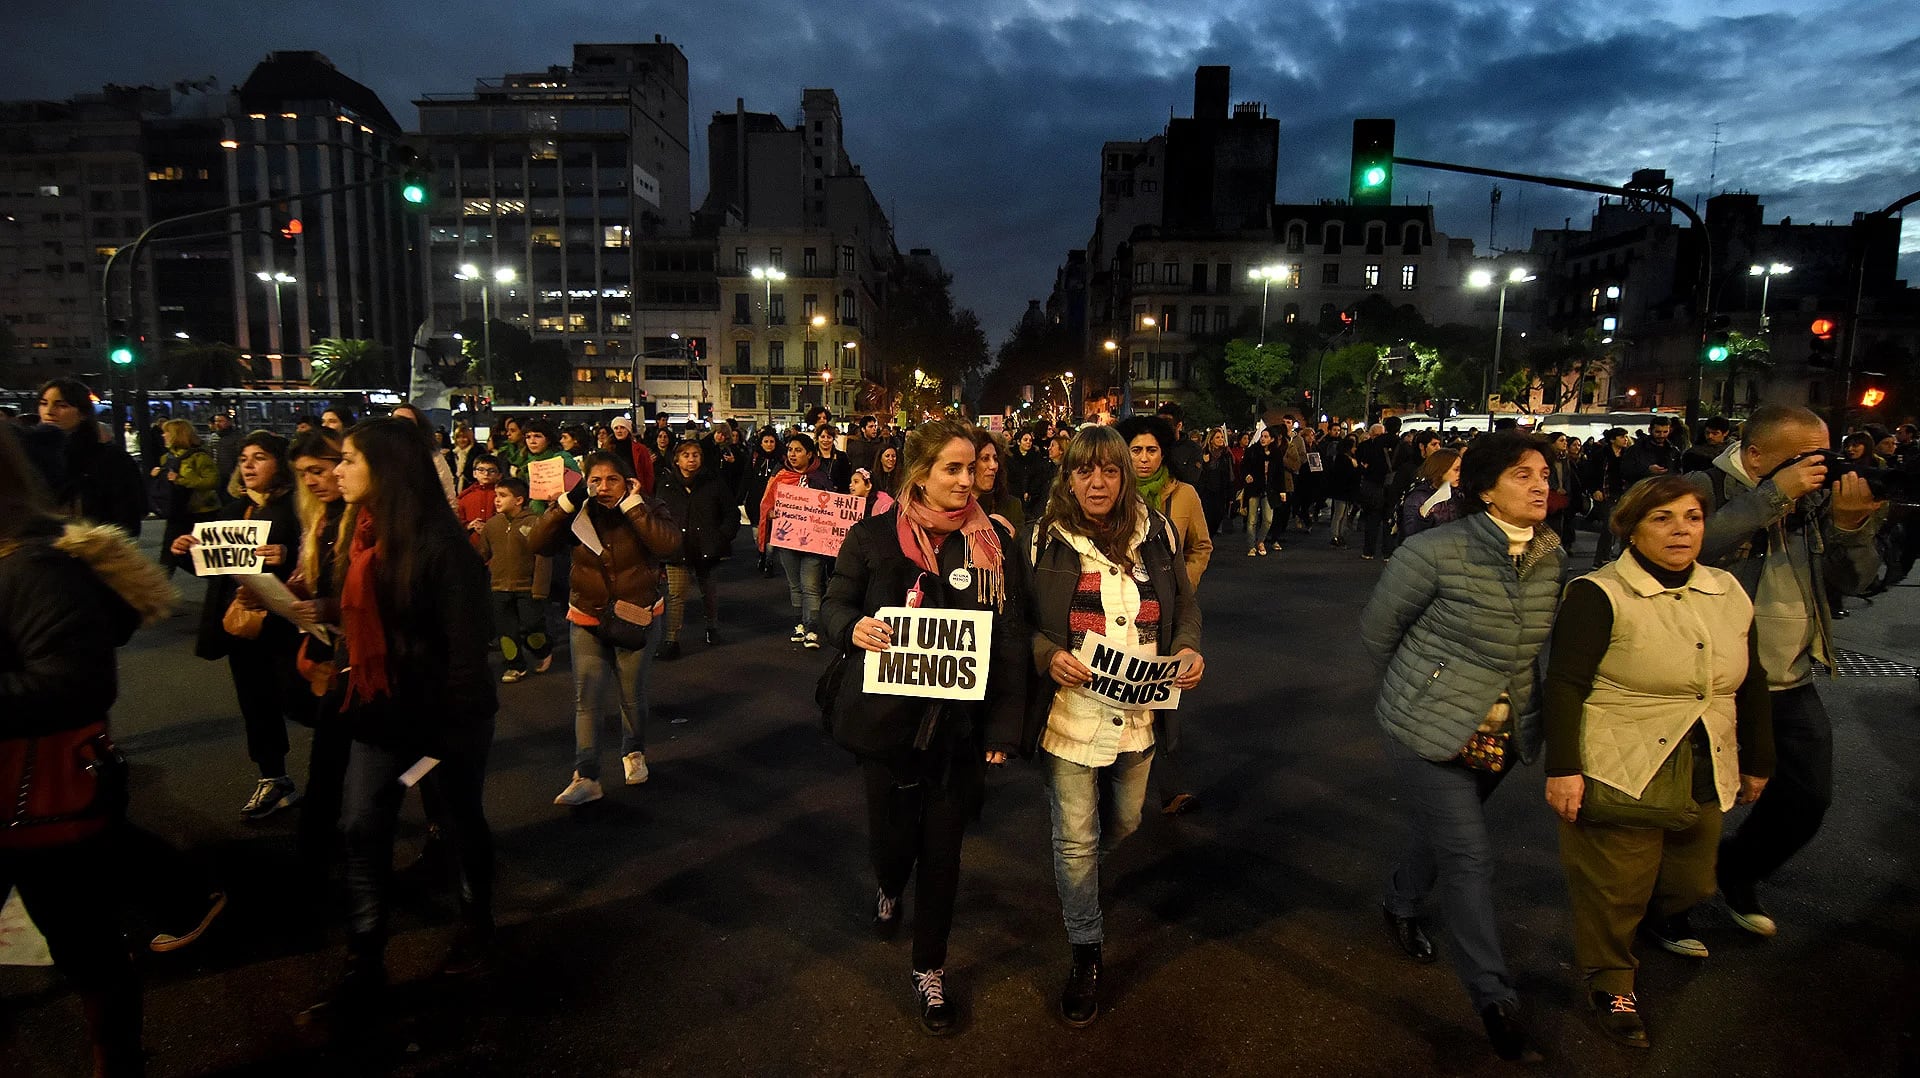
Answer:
[{"left": 1688, "top": 403, "right": 1886, "bottom": 942}]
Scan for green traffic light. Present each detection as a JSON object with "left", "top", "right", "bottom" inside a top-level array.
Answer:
[
  {"left": 110, "top": 346, "right": 134, "bottom": 366},
  {"left": 402, "top": 182, "right": 427, "bottom": 205},
  {"left": 1705, "top": 344, "right": 1730, "bottom": 363},
  {"left": 1362, "top": 166, "right": 1387, "bottom": 188}
]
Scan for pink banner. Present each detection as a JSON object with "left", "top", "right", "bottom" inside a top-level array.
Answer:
[{"left": 768, "top": 485, "right": 866, "bottom": 557}]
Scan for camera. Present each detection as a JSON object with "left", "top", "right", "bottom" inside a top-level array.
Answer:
[{"left": 1781, "top": 449, "right": 1920, "bottom": 505}]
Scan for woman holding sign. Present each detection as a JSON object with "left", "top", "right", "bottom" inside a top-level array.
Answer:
[
  {"left": 822, "top": 417, "right": 1030, "bottom": 1036},
  {"left": 1027, "top": 424, "right": 1204, "bottom": 1027},
  {"left": 170, "top": 430, "right": 306, "bottom": 821},
  {"left": 756, "top": 432, "right": 833, "bottom": 649}
]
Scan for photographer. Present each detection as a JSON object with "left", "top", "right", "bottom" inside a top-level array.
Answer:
[{"left": 1685, "top": 404, "right": 1886, "bottom": 942}]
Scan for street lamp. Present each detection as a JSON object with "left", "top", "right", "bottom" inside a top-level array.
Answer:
[
  {"left": 1467, "top": 266, "right": 1536, "bottom": 430},
  {"left": 254, "top": 270, "right": 296, "bottom": 356},
  {"left": 1134, "top": 315, "right": 1164, "bottom": 415},
  {"left": 1748, "top": 263, "right": 1791, "bottom": 333},
  {"left": 1059, "top": 369, "right": 1076, "bottom": 422},
  {"left": 456, "top": 263, "right": 516, "bottom": 399},
  {"left": 841, "top": 341, "right": 858, "bottom": 411},
  {"left": 1249, "top": 264, "right": 1286, "bottom": 345},
  {"left": 750, "top": 266, "right": 787, "bottom": 323}
]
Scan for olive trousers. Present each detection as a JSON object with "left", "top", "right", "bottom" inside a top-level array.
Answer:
[{"left": 1558, "top": 803, "right": 1722, "bottom": 996}]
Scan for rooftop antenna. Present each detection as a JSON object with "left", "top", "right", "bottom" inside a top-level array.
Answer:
[
  {"left": 1701, "top": 121, "right": 1722, "bottom": 210},
  {"left": 1489, "top": 185, "right": 1502, "bottom": 253}
]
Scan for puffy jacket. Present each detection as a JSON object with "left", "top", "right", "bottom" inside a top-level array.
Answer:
[
  {"left": 656, "top": 468, "right": 740, "bottom": 563},
  {"left": 530, "top": 487, "right": 681, "bottom": 611},
  {"left": 1398, "top": 479, "right": 1464, "bottom": 540},
  {"left": 820, "top": 508, "right": 1031, "bottom": 759},
  {"left": 1360, "top": 512, "right": 1565, "bottom": 762},
  {"left": 166, "top": 448, "right": 221, "bottom": 514}
]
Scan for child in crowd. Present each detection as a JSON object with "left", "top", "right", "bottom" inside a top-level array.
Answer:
[
  {"left": 458, "top": 453, "right": 505, "bottom": 543},
  {"left": 478, "top": 476, "right": 553, "bottom": 683}
]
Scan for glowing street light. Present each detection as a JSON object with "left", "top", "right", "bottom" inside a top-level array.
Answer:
[
  {"left": 455, "top": 263, "right": 517, "bottom": 397},
  {"left": 1249, "top": 264, "right": 1287, "bottom": 345},
  {"left": 1467, "top": 266, "right": 1536, "bottom": 429},
  {"left": 1748, "top": 262, "right": 1791, "bottom": 333},
  {"left": 750, "top": 266, "right": 787, "bottom": 324}
]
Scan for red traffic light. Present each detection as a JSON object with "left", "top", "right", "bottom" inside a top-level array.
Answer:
[
  {"left": 1861, "top": 388, "right": 1886, "bottom": 408},
  {"left": 280, "top": 218, "right": 302, "bottom": 239},
  {"left": 1810, "top": 318, "right": 1835, "bottom": 340}
]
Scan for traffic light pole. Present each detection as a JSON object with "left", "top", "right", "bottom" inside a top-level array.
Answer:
[
  {"left": 99, "top": 173, "right": 413, "bottom": 433},
  {"left": 1392, "top": 156, "right": 1714, "bottom": 425}
]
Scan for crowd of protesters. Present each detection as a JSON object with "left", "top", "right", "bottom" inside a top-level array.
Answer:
[{"left": 2, "top": 374, "right": 1913, "bottom": 1071}]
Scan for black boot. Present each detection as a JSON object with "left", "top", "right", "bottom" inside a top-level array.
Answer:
[
  {"left": 1060, "top": 942, "right": 1102, "bottom": 1027},
  {"left": 1480, "top": 998, "right": 1545, "bottom": 1063},
  {"left": 1381, "top": 904, "right": 1436, "bottom": 963}
]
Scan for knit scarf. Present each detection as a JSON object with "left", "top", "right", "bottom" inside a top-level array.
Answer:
[
  {"left": 896, "top": 490, "right": 1006, "bottom": 610},
  {"left": 1136, "top": 465, "right": 1171, "bottom": 511},
  {"left": 339, "top": 508, "right": 391, "bottom": 707}
]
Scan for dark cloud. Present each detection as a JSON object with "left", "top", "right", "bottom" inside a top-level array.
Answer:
[{"left": 4, "top": 0, "right": 1913, "bottom": 340}]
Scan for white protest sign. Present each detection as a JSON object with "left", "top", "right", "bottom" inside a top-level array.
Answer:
[
  {"left": 1305, "top": 451, "right": 1324, "bottom": 473},
  {"left": 191, "top": 519, "right": 270, "bottom": 576},
  {"left": 527, "top": 457, "right": 567, "bottom": 501},
  {"left": 860, "top": 605, "right": 993, "bottom": 702},
  {"left": 1071, "top": 631, "right": 1192, "bottom": 710}
]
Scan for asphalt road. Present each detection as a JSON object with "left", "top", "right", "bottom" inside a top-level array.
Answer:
[{"left": 4, "top": 520, "right": 1917, "bottom": 1077}]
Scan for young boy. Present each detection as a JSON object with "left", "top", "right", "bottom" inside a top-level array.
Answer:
[
  {"left": 458, "top": 452, "right": 505, "bottom": 544},
  {"left": 477, "top": 476, "right": 553, "bottom": 682}
]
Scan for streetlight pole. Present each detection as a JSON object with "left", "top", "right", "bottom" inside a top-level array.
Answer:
[
  {"left": 1059, "top": 370, "right": 1076, "bottom": 423},
  {"left": 254, "top": 270, "right": 295, "bottom": 359},
  {"left": 457, "top": 263, "right": 516, "bottom": 400},
  {"left": 1468, "top": 266, "right": 1536, "bottom": 430},
  {"left": 1749, "top": 262, "right": 1791, "bottom": 334},
  {"left": 1101, "top": 339, "right": 1119, "bottom": 419},
  {"left": 1249, "top": 264, "right": 1285, "bottom": 345}
]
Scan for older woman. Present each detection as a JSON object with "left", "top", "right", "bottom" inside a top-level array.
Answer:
[
  {"left": 1028, "top": 425, "right": 1204, "bottom": 1027},
  {"left": 821, "top": 418, "right": 1029, "bottom": 1034},
  {"left": 1543, "top": 475, "right": 1771, "bottom": 1049},
  {"left": 170, "top": 430, "right": 306, "bottom": 821},
  {"left": 1359, "top": 430, "right": 1563, "bottom": 1063},
  {"left": 1397, "top": 447, "right": 1464, "bottom": 541}
]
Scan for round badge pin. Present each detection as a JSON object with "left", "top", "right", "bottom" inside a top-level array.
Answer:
[
  {"left": 947, "top": 566, "right": 973, "bottom": 590},
  {"left": 1131, "top": 565, "right": 1150, "bottom": 583}
]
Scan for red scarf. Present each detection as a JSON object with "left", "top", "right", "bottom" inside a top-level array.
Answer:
[
  {"left": 339, "top": 508, "right": 391, "bottom": 707},
  {"left": 895, "top": 490, "right": 1005, "bottom": 609}
]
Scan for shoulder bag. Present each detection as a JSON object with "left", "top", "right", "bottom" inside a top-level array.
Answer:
[
  {"left": 1578, "top": 737, "right": 1701, "bottom": 831},
  {"left": 0, "top": 723, "right": 128, "bottom": 850}
]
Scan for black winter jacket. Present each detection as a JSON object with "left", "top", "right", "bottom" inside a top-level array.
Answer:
[
  {"left": 656, "top": 469, "right": 741, "bottom": 563},
  {"left": 193, "top": 491, "right": 303, "bottom": 661},
  {"left": 820, "top": 509, "right": 1031, "bottom": 761}
]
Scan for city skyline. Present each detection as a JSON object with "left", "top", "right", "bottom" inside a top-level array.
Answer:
[{"left": 4, "top": 0, "right": 1916, "bottom": 342}]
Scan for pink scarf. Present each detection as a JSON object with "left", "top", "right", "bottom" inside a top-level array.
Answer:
[{"left": 895, "top": 491, "right": 1006, "bottom": 609}]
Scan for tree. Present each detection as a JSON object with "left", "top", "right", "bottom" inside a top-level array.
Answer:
[
  {"left": 309, "top": 338, "right": 396, "bottom": 389},
  {"left": 1222, "top": 339, "right": 1295, "bottom": 412},
  {"left": 1518, "top": 330, "right": 1613, "bottom": 413},
  {"left": 980, "top": 314, "right": 1078, "bottom": 415},
  {"left": 158, "top": 340, "right": 247, "bottom": 388},
  {"left": 875, "top": 260, "right": 991, "bottom": 410}
]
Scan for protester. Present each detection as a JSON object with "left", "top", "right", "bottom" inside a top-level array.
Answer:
[
  {"left": 1585, "top": 428, "right": 1632, "bottom": 568},
  {"left": 1680, "top": 417, "right": 1731, "bottom": 474},
  {"left": 655, "top": 438, "right": 739, "bottom": 656},
  {"left": 744, "top": 428, "right": 784, "bottom": 577},
  {"left": 1027, "top": 424, "right": 1204, "bottom": 1026},
  {"left": 300, "top": 418, "right": 498, "bottom": 1031},
  {"left": 1687, "top": 403, "right": 1885, "bottom": 940},
  {"left": 36, "top": 377, "right": 146, "bottom": 536},
  {"left": 1, "top": 422, "right": 171, "bottom": 1076},
  {"left": 1359, "top": 429, "right": 1562, "bottom": 1063},
  {"left": 153, "top": 418, "right": 220, "bottom": 575},
  {"left": 390, "top": 403, "right": 459, "bottom": 509},
  {"left": 1355, "top": 419, "right": 1399, "bottom": 560},
  {"left": 1326, "top": 436, "right": 1361, "bottom": 549},
  {"left": 757, "top": 432, "right": 832, "bottom": 649},
  {"left": 814, "top": 422, "right": 853, "bottom": 493},
  {"left": 1397, "top": 447, "right": 1463, "bottom": 541},
  {"left": 283, "top": 431, "right": 351, "bottom": 882},
  {"left": 513, "top": 418, "right": 580, "bottom": 514},
  {"left": 457, "top": 453, "right": 505, "bottom": 538},
  {"left": 972, "top": 429, "right": 1025, "bottom": 533},
  {"left": 320, "top": 408, "right": 353, "bottom": 434},
  {"left": 1622, "top": 416, "right": 1682, "bottom": 486},
  {"left": 170, "top": 430, "right": 305, "bottom": 820},
  {"left": 1545, "top": 432, "right": 1585, "bottom": 551},
  {"left": 446, "top": 422, "right": 482, "bottom": 485},
  {"left": 1195, "top": 429, "right": 1235, "bottom": 534},
  {"left": 1241, "top": 427, "right": 1276, "bottom": 555},
  {"left": 820, "top": 417, "right": 1030, "bottom": 1034},
  {"left": 477, "top": 477, "right": 552, "bottom": 683},
  {"left": 874, "top": 443, "right": 906, "bottom": 496},
  {"left": 849, "top": 467, "right": 894, "bottom": 518},
  {"left": 1542, "top": 475, "right": 1772, "bottom": 1049},
  {"left": 533, "top": 450, "right": 681, "bottom": 805},
  {"left": 1118, "top": 415, "right": 1211, "bottom": 588}
]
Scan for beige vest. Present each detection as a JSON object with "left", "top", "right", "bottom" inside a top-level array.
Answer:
[{"left": 1579, "top": 556, "right": 1754, "bottom": 811}]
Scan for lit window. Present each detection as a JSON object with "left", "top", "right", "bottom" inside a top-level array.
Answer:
[
  {"left": 1364, "top": 264, "right": 1381, "bottom": 288},
  {"left": 603, "top": 225, "right": 630, "bottom": 248},
  {"left": 1400, "top": 264, "right": 1417, "bottom": 290}
]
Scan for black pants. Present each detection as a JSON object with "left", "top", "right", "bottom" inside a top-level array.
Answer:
[
  {"left": 1358, "top": 483, "right": 1390, "bottom": 556},
  {"left": 342, "top": 734, "right": 494, "bottom": 956},
  {"left": 1200, "top": 491, "right": 1229, "bottom": 534},
  {"left": 298, "top": 715, "right": 352, "bottom": 877},
  {"left": 228, "top": 634, "right": 298, "bottom": 778},
  {"left": 0, "top": 833, "right": 141, "bottom": 1073},
  {"left": 862, "top": 736, "right": 982, "bottom": 972},
  {"left": 1720, "top": 684, "right": 1833, "bottom": 886}
]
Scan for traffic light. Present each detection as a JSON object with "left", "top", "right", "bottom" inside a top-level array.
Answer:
[
  {"left": 1350, "top": 119, "right": 1395, "bottom": 206},
  {"left": 1703, "top": 315, "right": 1731, "bottom": 364},
  {"left": 400, "top": 171, "right": 429, "bottom": 209},
  {"left": 1861, "top": 386, "right": 1887, "bottom": 409},
  {"left": 108, "top": 339, "right": 135, "bottom": 366},
  {"left": 1808, "top": 316, "right": 1838, "bottom": 368}
]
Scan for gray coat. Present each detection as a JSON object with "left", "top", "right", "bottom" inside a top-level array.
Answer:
[{"left": 1359, "top": 513, "right": 1565, "bottom": 762}]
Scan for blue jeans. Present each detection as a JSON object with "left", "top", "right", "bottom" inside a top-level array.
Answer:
[
  {"left": 1381, "top": 735, "right": 1515, "bottom": 1012},
  {"left": 777, "top": 548, "right": 827, "bottom": 630},
  {"left": 1246, "top": 495, "right": 1274, "bottom": 539},
  {"left": 1041, "top": 747, "right": 1154, "bottom": 945},
  {"left": 569, "top": 620, "right": 657, "bottom": 780}
]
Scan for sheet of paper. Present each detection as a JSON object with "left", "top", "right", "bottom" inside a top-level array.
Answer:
[
  {"left": 860, "top": 606, "right": 993, "bottom": 702},
  {"left": 190, "top": 519, "right": 270, "bottom": 576},
  {"left": 237, "top": 573, "right": 330, "bottom": 644},
  {"left": 398, "top": 756, "right": 441, "bottom": 788},
  {"left": 1070, "top": 631, "right": 1191, "bottom": 710},
  {"left": 527, "top": 457, "right": 566, "bottom": 501},
  {"left": 570, "top": 510, "right": 603, "bottom": 555}
]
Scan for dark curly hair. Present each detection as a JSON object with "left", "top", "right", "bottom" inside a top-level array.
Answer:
[{"left": 1458, "top": 430, "right": 1549, "bottom": 513}]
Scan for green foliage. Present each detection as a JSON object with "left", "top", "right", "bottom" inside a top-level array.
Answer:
[
  {"left": 981, "top": 315, "right": 1078, "bottom": 413},
  {"left": 159, "top": 340, "right": 247, "bottom": 388},
  {"left": 1222, "top": 339, "right": 1294, "bottom": 406},
  {"left": 309, "top": 338, "right": 395, "bottom": 389},
  {"left": 448, "top": 320, "right": 571, "bottom": 404}
]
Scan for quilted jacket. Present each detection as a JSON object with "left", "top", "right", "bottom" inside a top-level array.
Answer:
[{"left": 1359, "top": 512, "right": 1564, "bottom": 762}]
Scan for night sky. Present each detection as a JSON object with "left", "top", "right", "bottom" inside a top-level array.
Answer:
[{"left": 6, "top": 0, "right": 1917, "bottom": 341}]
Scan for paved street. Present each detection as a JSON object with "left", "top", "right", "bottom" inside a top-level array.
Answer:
[{"left": 4, "top": 522, "right": 1917, "bottom": 1077}]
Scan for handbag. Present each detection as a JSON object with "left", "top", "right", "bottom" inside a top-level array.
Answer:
[
  {"left": 1578, "top": 738, "right": 1701, "bottom": 831},
  {"left": 588, "top": 556, "right": 655, "bottom": 650},
  {"left": 1455, "top": 695, "right": 1513, "bottom": 773},
  {"left": 222, "top": 594, "right": 267, "bottom": 639},
  {"left": 0, "top": 722, "right": 128, "bottom": 850}
]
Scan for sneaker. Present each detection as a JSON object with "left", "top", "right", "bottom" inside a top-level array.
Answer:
[
  {"left": 1361, "top": 553, "right": 1376, "bottom": 560},
  {"left": 1719, "top": 875, "right": 1778, "bottom": 937},
  {"left": 1160, "top": 792, "right": 1199, "bottom": 816},
  {"left": 554, "top": 773, "right": 603, "bottom": 806},
  {"left": 1588, "top": 990, "right": 1649, "bottom": 1049},
  {"left": 534, "top": 654, "right": 553, "bottom": 674},
  {"left": 622, "top": 751, "right": 649, "bottom": 786},
  {"left": 1640, "top": 912, "right": 1708, "bottom": 958},
  {"left": 500, "top": 669, "right": 527, "bottom": 683},
  {"left": 789, "top": 623, "right": 807, "bottom": 643},
  {"left": 704, "top": 627, "right": 722, "bottom": 646},
  {"left": 150, "top": 892, "right": 228, "bottom": 953},
  {"left": 803, "top": 631, "right": 821, "bottom": 650},
  {"left": 241, "top": 776, "right": 299, "bottom": 821},
  {"left": 912, "top": 968, "right": 954, "bottom": 1035},
  {"left": 1246, "top": 546, "right": 1259, "bottom": 557},
  {"left": 874, "top": 889, "right": 900, "bottom": 939}
]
